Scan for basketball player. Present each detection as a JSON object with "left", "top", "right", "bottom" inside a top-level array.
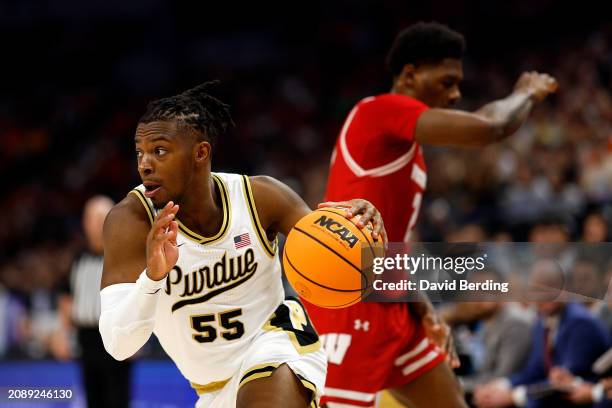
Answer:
[
  {"left": 98, "top": 82, "right": 386, "bottom": 408},
  {"left": 304, "top": 22, "right": 557, "bottom": 407}
]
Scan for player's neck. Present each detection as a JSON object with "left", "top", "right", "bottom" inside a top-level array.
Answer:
[
  {"left": 390, "top": 86, "right": 418, "bottom": 100},
  {"left": 177, "top": 174, "right": 224, "bottom": 238}
]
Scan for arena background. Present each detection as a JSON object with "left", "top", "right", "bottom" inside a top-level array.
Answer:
[{"left": 0, "top": 0, "right": 611, "bottom": 407}]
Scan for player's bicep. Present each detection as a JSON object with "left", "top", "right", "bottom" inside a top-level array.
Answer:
[
  {"left": 415, "top": 108, "right": 503, "bottom": 147},
  {"left": 249, "top": 176, "right": 311, "bottom": 238},
  {"left": 101, "top": 200, "right": 149, "bottom": 288}
]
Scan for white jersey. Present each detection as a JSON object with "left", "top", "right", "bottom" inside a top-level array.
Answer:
[{"left": 130, "top": 172, "right": 285, "bottom": 386}]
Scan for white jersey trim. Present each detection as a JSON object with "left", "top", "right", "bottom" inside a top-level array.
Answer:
[
  {"left": 338, "top": 99, "right": 417, "bottom": 178},
  {"left": 394, "top": 338, "right": 429, "bottom": 366},
  {"left": 401, "top": 350, "right": 439, "bottom": 376},
  {"left": 326, "top": 403, "right": 374, "bottom": 408},
  {"left": 324, "top": 387, "right": 376, "bottom": 402}
]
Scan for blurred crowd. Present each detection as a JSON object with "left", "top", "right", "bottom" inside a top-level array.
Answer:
[{"left": 0, "top": 6, "right": 611, "bottom": 406}]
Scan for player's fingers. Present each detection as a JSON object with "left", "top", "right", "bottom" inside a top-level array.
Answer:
[
  {"left": 317, "top": 201, "right": 352, "bottom": 209},
  {"left": 167, "top": 220, "right": 179, "bottom": 246},
  {"left": 318, "top": 201, "right": 354, "bottom": 219},
  {"left": 446, "top": 334, "right": 461, "bottom": 368},
  {"left": 155, "top": 201, "right": 174, "bottom": 217},
  {"left": 152, "top": 213, "right": 177, "bottom": 239},
  {"left": 539, "top": 73, "right": 554, "bottom": 83},
  {"left": 370, "top": 212, "right": 385, "bottom": 239},
  {"left": 157, "top": 201, "right": 179, "bottom": 218},
  {"left": 151, "top": 202, "right": 177, "bottom": 233},
  {"left": 347, "top": 200, "right": 370, "bottom": 218},
  {"left": 317, "top": 201, "right": 335, "bottom": 208},
  {"left": 447, "top": 334, "right": 458, "bottom": 360},
  {"left": 358, "top": 206, "right": 376, "bottom": 228}
]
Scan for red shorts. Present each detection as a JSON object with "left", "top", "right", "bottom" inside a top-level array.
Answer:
[{"left": 304, "top": 301, "right": 445, "bottom": 407}]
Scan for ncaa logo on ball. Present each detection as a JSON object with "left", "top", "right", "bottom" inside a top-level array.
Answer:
[{"left": 312, "top": 215, "right": 359, "bottom": 248}]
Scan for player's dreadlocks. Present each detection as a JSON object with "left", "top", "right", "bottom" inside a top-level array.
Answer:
[{"left": 138, "top": 80, "right": 234, "bottom": 145}]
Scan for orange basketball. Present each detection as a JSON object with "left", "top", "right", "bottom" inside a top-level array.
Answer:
[{"left": 283, "top": 207, "right": 384, "bottom": 308}]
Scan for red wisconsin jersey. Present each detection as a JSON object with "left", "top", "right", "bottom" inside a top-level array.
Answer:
[{"left": 326, "top": 93, "right": 429, "bottom": 242}]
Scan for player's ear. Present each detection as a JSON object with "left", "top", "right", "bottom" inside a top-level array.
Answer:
[
  {"left": 398, "top": 64, "right": 416, "bottom": 89},
  {"left": 194, "top": 141, "right": 211, "bottom": 164}
]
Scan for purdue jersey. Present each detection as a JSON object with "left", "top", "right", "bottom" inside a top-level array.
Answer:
[{"left": 130, "top": 173, "right": 285, "bottom": 385}]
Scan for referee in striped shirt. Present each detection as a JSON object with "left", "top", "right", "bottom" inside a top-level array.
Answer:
[{"left": 66, "top": 196, "right": 131, "bottom": 408}]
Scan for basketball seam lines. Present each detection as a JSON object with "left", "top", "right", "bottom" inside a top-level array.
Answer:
[
  {"left": 292, "top": 226, "right": 364, "bottom": 275},
  {"left": 292, "top": 224, "right": 370, "bottom": 290},
  {"left": 283, "top": 249, "right": 362, "bottom": 293}
]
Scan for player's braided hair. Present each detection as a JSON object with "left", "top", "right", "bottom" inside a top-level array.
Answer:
[
  {"left": 386, "top": 22, "right": 465, "bottom": 76},
  {"left": 138, "top": 80, "right": 234, "bottom": 145}
]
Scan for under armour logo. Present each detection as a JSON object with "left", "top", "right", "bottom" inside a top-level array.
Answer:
[{"left": 354, "top": 319, "right": 370, "bottom": 331}]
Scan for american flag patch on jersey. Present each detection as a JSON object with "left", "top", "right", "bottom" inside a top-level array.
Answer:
[{"left": 234, "top": 233, "right": 251, "bottom": 249}]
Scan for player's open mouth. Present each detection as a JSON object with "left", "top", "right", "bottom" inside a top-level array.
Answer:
[{"left": 144, "top": 182, "right": 162, "bottom": 198}]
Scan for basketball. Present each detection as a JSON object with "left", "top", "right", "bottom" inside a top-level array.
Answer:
[{"left": 283, "top": 207, "right": 384, "bottom": 308}]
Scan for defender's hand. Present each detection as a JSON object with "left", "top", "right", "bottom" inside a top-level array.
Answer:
[
  {"left": 423, "top": 313, "right": 460, "bottom": 369},
  {"left": 318, "top": 199, "right": 388, "bottom": 244},
  {"left": 146, "top": 201, "right": 180, "bottom": 281},
  {"left": 514, "top": 71, "right": 558, "bottom": 102}
]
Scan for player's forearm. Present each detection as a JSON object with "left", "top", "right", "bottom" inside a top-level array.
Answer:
[
  {"left": 99, "top": 271, "right": 163, "bottom": 360},
  {"left": 475, "top": 90, "right": 534, "bottom": 138}
]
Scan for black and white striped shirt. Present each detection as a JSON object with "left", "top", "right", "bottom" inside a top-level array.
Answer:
[{"left": 70, "top": 252, "right": 104, "bottom": 327}]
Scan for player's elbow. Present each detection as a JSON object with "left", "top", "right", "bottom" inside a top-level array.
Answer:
[
  {"left": 99, "top": 330, "right": 137, "bottom": 361},
  {"left": 98, "top": 313, "right": 144, "bottom": 361},
  {"left": 105, "top": 346, "right": 132, "bottom": 361}
]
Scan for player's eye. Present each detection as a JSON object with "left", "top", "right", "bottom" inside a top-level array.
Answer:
[
  {"left": 155, "top": 147, "right": 167, "bottom": 156},
  {"left": 136, "top": 150, "right": 143, "bottom": 158}
]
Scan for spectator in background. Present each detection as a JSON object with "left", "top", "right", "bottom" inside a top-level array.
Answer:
[
  {"left": 577, "top": 212, "right": 611, "bottom": 267},
  {"left": 548, "top": 366, "right": 612, "bottom": 407},
  {"left": 60, "top": 196, "right": 131, "bottom": 408},
  {"left": 474, "top": 259, "right": 609, "bottom": 408},
  {"left": 455, "top": 302, "right": 533, "bottom": 394},
  {"left": 441, "top": 269, "right": 533, "bottom": 398},
  {"left": 582, "top": 213, "right": 609, "bottom": 243}
]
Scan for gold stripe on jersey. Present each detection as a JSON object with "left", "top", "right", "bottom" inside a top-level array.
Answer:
[
  {"left": 241, "top": 175, "right": 276, "bottom": 257},
  {"left": 177, "top": 174, "right": 231, "bottom": 245},
  {"left": 238, "top": 363, "right": 319, "bottom": 407},
  {"left": 238, "top": 363, "right": 280, "bottom": 388},
  {"left": 296, "top": 374, "right": 320, "bottom": 408},
  {"left": 190, "top": 378, "right": 230, "bottom": 395},
  {"left": 129, "top": 189, "right": 154, "bottom": 225}
]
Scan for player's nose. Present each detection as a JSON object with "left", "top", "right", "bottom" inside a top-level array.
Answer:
[
  {"left": 448, "top": 88, "right": 461, "bottom": 106},
  {"left": 138, "top": 154, "right": 154, "bottom": 176}
]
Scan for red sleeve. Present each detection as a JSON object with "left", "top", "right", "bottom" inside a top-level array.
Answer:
[{"left": 359, "top": 94, "right": 429, "bottom": 142}]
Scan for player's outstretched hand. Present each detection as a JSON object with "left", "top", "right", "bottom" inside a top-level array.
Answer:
[
  {"left": 318, "top": 199, "right": 388, "bottom": 245},
  {"left": 514, "top": 71, "right": 558, "bottom": 102},
  {"left": 146, "top": 201, "right": 180, "bottom": 281}
]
